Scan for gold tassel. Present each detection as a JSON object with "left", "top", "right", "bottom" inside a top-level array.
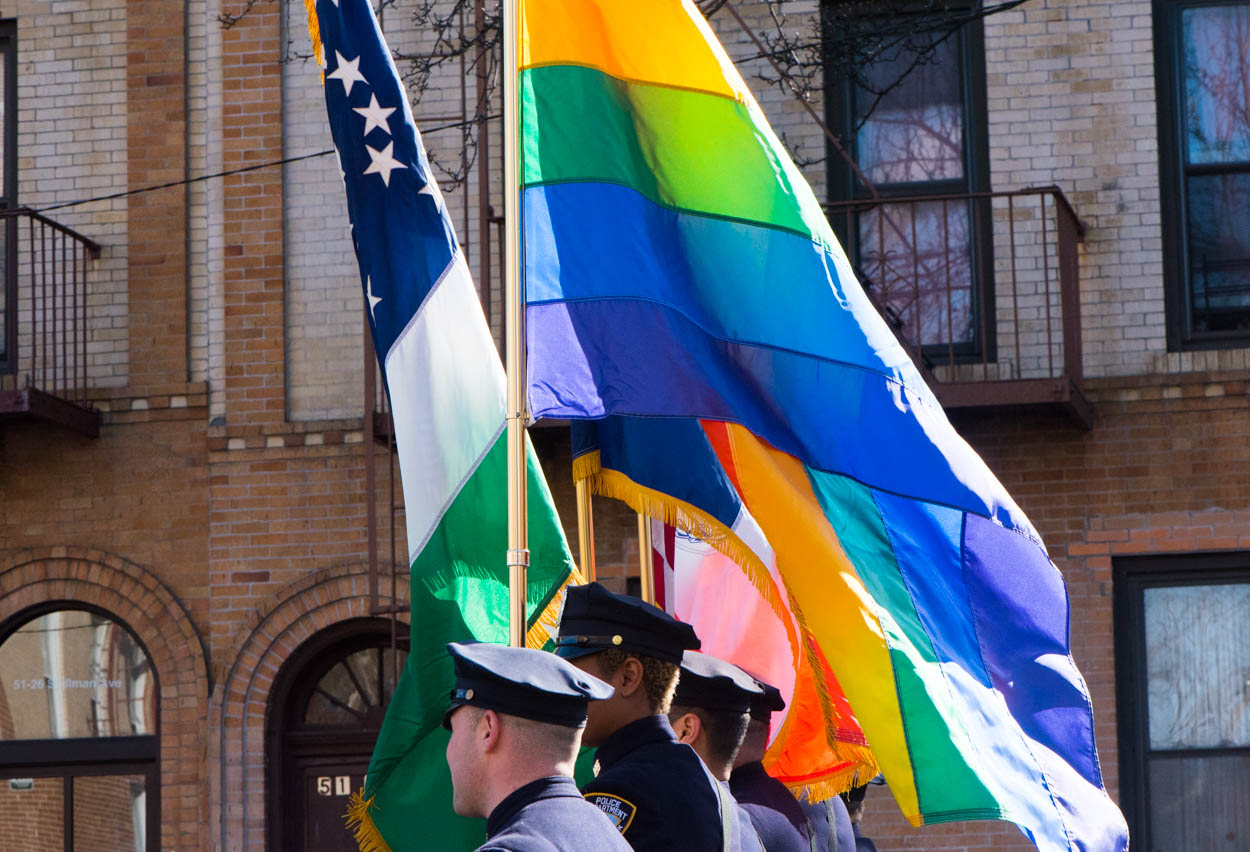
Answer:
[
  {"left": 571, "top": 449, "right": 602, "bottom": 483},
  {"left": 344, "top": 791, "right": 393, "bottom": 852},
  {"left": 573, "top": 459, "right": 799, "bottom": 660},
  {"left": 788, "top": 750, "right": 877, "bottom": 803},
  {"left": 302, "top": 0, "right": 325, "bottom": 83},
  {"left": 527, "top": 565, "right": 587, "bottom": 649},
  {"left": 574, "top": 452, "right": 882, "bottom": 800}
]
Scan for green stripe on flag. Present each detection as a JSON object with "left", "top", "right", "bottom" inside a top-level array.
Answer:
[
  {"left": 354, "top": 431, "right": 577, "bottom": 851},
  {"left": 805, "top": 470, "right": 1000, "bottom": 819},
  {"left": 521, "top": 64, "right": 832, "bottom": 245}
]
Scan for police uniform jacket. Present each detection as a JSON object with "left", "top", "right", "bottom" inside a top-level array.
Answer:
[
  {"left": 720, "top": 780, "right": 768, "bottom": 852},
  {"left": 582, "top": 714, "right": 726, "bottom": 852},
  {"left": 801, "top": 792, "right": 855, "bottom": 852},
  {"left": 476, "top": 775, "right": 633, "bottom": 852},
  {"left": 729, "top": 761, "right": 812, "bottom": 852}
]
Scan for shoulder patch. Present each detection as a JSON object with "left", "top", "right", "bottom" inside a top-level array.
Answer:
[{"left": 584, "top": 793, "right": 637, "bottom": 833}]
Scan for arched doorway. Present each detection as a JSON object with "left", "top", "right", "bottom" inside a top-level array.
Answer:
[{"left": 266, "top": 618, "right": 408, "bottom": 851}]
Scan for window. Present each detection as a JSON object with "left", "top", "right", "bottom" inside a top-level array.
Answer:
[
  {"left": 267, "top": 619, "right": 408, "bottom": 852},
  {"left": 1157, "top": 0, "right": 1250, "bottom": 347},
  {"left": 1113, "top": 554, "right": 1250, "bottom": 851},
  {"left": 0, "top": 605, "right": 158, "bottom": 852},
  {"left": 0, "top": 18, "right": 17, "bottom": 373},
  {"left": 824, "top": 14, "right": 992, "bottom": 359}
]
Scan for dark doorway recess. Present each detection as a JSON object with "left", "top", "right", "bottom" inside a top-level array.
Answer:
[{"left": 266, "top": 618, "right": 408, "bottom": 852}]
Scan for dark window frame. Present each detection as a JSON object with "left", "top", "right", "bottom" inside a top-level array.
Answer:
[
  {"left": 822, "top": 11, "right": 994, "bottom": 363},
  {"left": 0, "top": 18, "right": 17, "bottom": 374},
  {"left": 0, "top": 601, "right": 160, "bottom": 852},
  {"left": 1112, "top": 551, "right": 1250, "bottom": 848},
  {"left": 1155, "top": 0, "right": 1250, "bottom": 350}
]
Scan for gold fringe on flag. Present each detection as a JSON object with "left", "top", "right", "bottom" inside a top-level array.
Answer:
[
  {"left": 527, "top": 565, "right": 586, "bottom": 649},
  {"left": 303, "top": 0, "right": 326, "bottom": 82},
  {"left": 789, "top": 757, "right": 881, "bottom": 805},
  {"left": 572, "top": 450, "right": 800, "bottom": 662},
  {"left": 345, "top": 791, "right": 393, "bottom": 852},
  {"left": 572, "top": 452, "right": 881, "bottom": 801}
]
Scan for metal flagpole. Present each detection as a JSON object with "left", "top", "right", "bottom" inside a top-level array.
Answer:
[
  {"left": 503, "top": 0, "right": 528, "bottom": 647},
  {"left": 576, "top": 480, "right": 597, "bottom": 582},
  {"left": 637, "top": 513, "right": 655, "bottom": 605}
]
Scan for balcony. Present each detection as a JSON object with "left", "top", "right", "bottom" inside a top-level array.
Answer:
[
  {"left": 0, "top": 209, "right": 103, "bottom": 437},
  {"left": 825, "top": 186, "right": 1093, "bottom": 429}
]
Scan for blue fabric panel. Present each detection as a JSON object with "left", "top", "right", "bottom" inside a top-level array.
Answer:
[
  {"left": 528, "top": 296, "right": 1029, "bottom": 537},
  {"left": 523, "top": 181, "right": 1035, "bottom": 538},
  {"left": 869, "top": 489, "right": 1072, "bottom": 845},
  {"left": 524, "top": 182, "right": 903, "bottom": 374},
  {"left": 962, "top": 514, "right": 1100, "bottom": 787},
  {"left": 962, "top": 514, "right": 1128, "bottom": 851},
  {"left": 572, "top": 416, "right": 742, "bottom": 529}
]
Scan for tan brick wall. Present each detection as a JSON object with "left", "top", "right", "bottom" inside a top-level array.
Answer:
[
  {"left": 220, "top": 0, "right": 285, "bottom": 427},
  {"left": 0, "top": 778, "right": 65, "bottom": 851},
  {"left": 127, "top": 0, "right": 188, "bottom": 393},
  {"left": 187, "top": 0, "right": 216, "bottom": 389},
  {"left": 0, "top": 0, "right": 130, "bottom": 388}
]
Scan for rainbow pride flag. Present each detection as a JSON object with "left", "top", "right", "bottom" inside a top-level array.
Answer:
[
  {"left": 572, "top": 417, "right": 878, "bottom": 797},
  {"left": 520, "top": 1, "right": 1129, "bottom": 849}
]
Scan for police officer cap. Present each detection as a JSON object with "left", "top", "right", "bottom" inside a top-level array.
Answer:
[
  {"left": 442, "top": 641, "right": 614, "bottom": 729},
  {"left": 555, "top": 582, "right": 700, "bottom": 664},
  {"left": 673, "top": 651, "right": 765, "bottom": 714},
  {"left": 748, "top": 677, "right": 786, "bottom": 723}
]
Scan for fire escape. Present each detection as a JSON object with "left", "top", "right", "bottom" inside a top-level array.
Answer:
[
  {"left": 826, "top": 186, "right": 1094, "bottom": 429},
  {"left": 0, "top": 209, "right": 103, "bottom": 437}
]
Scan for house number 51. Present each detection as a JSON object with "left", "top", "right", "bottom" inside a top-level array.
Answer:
[{"left": 316, "top": 776, "right": 353, "bottom": 796}]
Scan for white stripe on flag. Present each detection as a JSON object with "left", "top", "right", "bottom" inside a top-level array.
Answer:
[{"left": 385, "top": 254, "right": 506, "bottom": 562}]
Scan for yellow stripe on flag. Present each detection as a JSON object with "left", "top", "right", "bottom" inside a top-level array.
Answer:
[
  {"left": 721, "top": 423, "right": 922, "bottom": 821},
  {"left": 520, "top": 0, "right": 741, "bottom": 100}
]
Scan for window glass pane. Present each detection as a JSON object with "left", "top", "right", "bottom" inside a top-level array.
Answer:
[
  {"left": 856, "top": 35, "right": 964, "bottom": 184},
  {"left": 857, "top": 199, "right": 973, "bottom": 347},
  {"left": 0, "top": 776, "right": 64, "bottom": 851},
  {"left": 1187, "top": 173, "right": 1250, "bottom": 333},
  {"left": 73, "top": 774, "right": 146, "bottom": 852},
  {"left": 1183, "top": 5, "right": 1250, "bottom": 165},
  {"left": 0, "top": 53, "right": 6, "bottom": 196},
  {"left": 303, "top": 647, "right": 407, "bottom": 728},
  {"left": 1148, "top": 753, "right": 1250, "bottom": 851},
  {"left": 1, "top": 221, "right": 7, "bottom": 362},
  {"left": 0, "top": 610, "right": 155, "bottom": 740},
  {"left": 1145, "top": 583, "right": 1250, "bottom": 749}
]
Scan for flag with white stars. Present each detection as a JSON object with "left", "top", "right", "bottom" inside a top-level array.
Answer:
[{"left": 308, "top": 2, "right": 580, "bottom": 850}]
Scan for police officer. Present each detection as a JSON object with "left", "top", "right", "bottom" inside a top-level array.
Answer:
[
  {"left": 800, "top": 785, "right": 855, "bottom": 852},
  {"left": 729, "top": 680, "right": 813, "bottom": 852},
  {"left": 555, "top": 582, "right": 723, "bottom": 851},
  {"left": 667, "top": 651, "right": 767, "bottom": 852},
  {"left": 442, "top": 641, "right": 633, "bottom": 852}
]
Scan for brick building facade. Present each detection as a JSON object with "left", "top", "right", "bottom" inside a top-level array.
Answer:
[{"left": 0, "top": 1, "right": 1246, "bottom": 851}]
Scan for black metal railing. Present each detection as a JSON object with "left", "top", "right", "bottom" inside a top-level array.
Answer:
[
  {"left": 0, "top": 208, "right": 102, "bottom": 408},
  {"left": 826, "top": 186, "right": 1090, "bottom": 424}
]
